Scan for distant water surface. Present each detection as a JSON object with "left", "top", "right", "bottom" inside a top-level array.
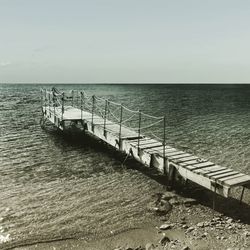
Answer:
[{"left": 1, "top": 84, "right": 250, "bottom": 248}]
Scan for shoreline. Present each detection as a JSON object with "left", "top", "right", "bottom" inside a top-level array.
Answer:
[{"left": 10, "top": 190, "right": 250, "bottom": 250}]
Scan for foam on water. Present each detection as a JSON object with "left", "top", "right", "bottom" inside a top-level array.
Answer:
[{"left": 0, "top": 234, "right": 10, "bottom": 243}]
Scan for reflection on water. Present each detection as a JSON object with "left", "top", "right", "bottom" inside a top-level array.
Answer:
[{"left": 1, "top": 84, "right": 250, "bottom": 248}]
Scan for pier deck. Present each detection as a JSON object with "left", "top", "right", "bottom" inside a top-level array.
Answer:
[{"left": 40, "top": 88, "right": 250, "bottom": 201}]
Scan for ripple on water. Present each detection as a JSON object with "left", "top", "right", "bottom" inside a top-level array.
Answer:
[{"left": 1, "top": 84, "right": 250, "bottom": 248}]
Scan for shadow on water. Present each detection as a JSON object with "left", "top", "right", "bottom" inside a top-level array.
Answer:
[{"left": 42, "top": 125, "right": 250, "bottom": 225}]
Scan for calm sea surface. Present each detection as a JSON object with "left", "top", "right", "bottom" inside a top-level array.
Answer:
[{"left": 1, "top": 84, "right": 250, "bottom": 248}]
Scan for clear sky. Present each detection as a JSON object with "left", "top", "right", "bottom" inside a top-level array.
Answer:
[{"left": 1, "top": 0, "right": 250, "bottom": 83}]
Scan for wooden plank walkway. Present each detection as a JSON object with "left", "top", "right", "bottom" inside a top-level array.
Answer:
[{"left": 40, "top": 88, "right": 250, "bottom": 201}]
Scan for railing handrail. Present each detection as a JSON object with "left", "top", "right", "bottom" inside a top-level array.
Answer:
[{"left": 41, "top": 88, "right": 167, "bottom": 146}]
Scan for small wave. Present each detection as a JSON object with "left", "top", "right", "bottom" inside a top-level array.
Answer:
[{"left": 0, "top": 233, "right": 10, "bottom": 243}]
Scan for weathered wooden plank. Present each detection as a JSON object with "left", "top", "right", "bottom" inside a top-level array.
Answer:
[
  {"left": 185, "top": 163, "right": 215, "bottom": 171},
  {"left": 152, "top": 146, "right": 177, "bottom": 155},
  {"left": 127, "top": 137, "right": 148, "bottom": 142},
  {"left": 223, "top": 175, "right": 250, "bottom": 186},
  {"left": 189, "top": 159, "right": 210, "bottom": 166},
  {"left": 164, "top": 148, "right": 179, "bottom": 153},
  {"left": 165, "top": 150, "right": 185, "bottom": 157},
  {"left": 186, "top": 162, "right": 215, "bottom": 170},
  {"left": 174, "top": 155, "right": 199, "bottom": 164},
  {"left": 139, "top": 139, "right": 159, "bottom": 146},
  {"left": 138, "top": 141, "right": 161, "bottom": 148},
  {"left": 94, "top": 122, "right": 114, "bottom": 126},
  {"left": 219, "top": 173, "right": 245, "bottom": 182},
  {"left": 210, "top": 171, "right": 239, "bottom": 180},
  {"left": 179, "top": 159, "right": 204, "bottom": 167},
  {"left": 194, "top": 166, "right": 227, "bottom": 175},
  {"left": 168, "top": 153, "right": 192, "bottom": 160},
  {"left": 142, "top": 144, "right": 163, "bottom": 150},
  {"left": 205, "top": 169, "right": 235, "bottom": 177},
  {"left": 196, "top": 166, "right": 226, "bottom": 173},
  {"left": 146, "top": 147, "right": 177, "bottom": 155},
  {"left": 122, "top": 136, "right": 143, "bottom": 140},
  {"left": 177, "top": 165, "right": 230, "bottom": 197},
  {"left": 130, "top": 139, "right": 158, "bottom": 146}
]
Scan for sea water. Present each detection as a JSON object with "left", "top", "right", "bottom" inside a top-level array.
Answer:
[{"left": 1, "top": 84, "right": 250, "bottom": 248}]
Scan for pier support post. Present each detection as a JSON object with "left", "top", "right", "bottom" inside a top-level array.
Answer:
[
  {"left": 40, "top": 89, "right": 43, "bottom": 113},
  {"left": 163, "top": 116, "right": 167, "bottom": 175},
  {"left": 44, "top": 89, "right": 47, "bottom": 115},
  {"left": 212, "top": 183, "right": 217, "bottom": 210},
  {"left": 119, "top": 105, "right": 123, "bottom": 150},
  {"left": 137, "top": 110, "right": 142, "bottom": 155},
  {"left": 61, "top": 92, "right": 64, "bottom": 121},
  {"left": 91, "top": 95, "right": 96, "bottom": 132},
  {"left": 53, "top": 88, "right": 56, "bottom": 120},
  {"left": 72, "top": 90, "right": 74, "bottom": 107},
  {"left": 77, "top": 91, "right": 79, "bottom": 108},
  {"left": 240, "top": 186, "right": 245, "bottom": 204},
  {"left": 49, "top": 92, "right": 51, "bottom": 117},
  {"left": 80, "top": 91, "right": 83, "bottom": 120},
  {"left": 168, "top": 164, "right": 176, "bottom": 189},
  {"left": 104, "top": 100, "right": 109, "bottom": 138}
]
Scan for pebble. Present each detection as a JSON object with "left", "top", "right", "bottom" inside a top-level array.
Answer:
[
  {"left": 197, "top": 222, "right": 204, "bottom": 228},
  {"left": 202, "top": 232, "right": 208, "bottom": 237},
  {"left": 186, "top": 227, "right": 195, "bottom": 233},
  {"left": 182, "top": 198, "right": 197, "bottom": 206},
  {"left": 204, "top": 222, "right": 210, "bottom": 227},
  {"left": 168, "top": 197, "right": 180, "bottom": 206},
  {"left": 160, "top": 224, "right": 171, "bottom": 230},
  {"left": 161, "top": 192, "right": 176, "bottom": 201},
  {"left": 244, "top": 231, "right": 250, "bottom": 237},
  {"left": 159, "top": 235, "right": 170, "bottom": 245},
  {"left": 145, "top": 243, "right": 155, "bottom": 250},
  {"left": 213, "top": 217, "right": 221, "bottom": 222},
  {"left": 135, "top": 247, "right": 144, "bottom": 250},
  {"left": 0, "top": 227, "right": 5, "bottom": 233}
]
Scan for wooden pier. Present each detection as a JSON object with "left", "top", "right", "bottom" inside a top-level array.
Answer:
[{"left": 40, "top": 88, "right": 250, "bottom": 203}]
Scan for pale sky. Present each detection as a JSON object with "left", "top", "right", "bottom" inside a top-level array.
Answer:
[{"left": 1, "top": 0, "right": 250, "bottom": 83}]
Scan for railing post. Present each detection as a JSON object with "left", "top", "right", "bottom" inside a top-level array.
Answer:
[
  {"left": 61, "top": 92, "right": 64, "bottom": 121},
  {"left": 53, "top": 89, "right": 55, "bottom": 117},
  {"left": 104, "top": 100, "right": 109, "bottom": 137},
  {"left": 48, "top": 91, "right": 51, "bottom": 117},
  {"left": 72, "top": 90, "right": 74, "bottom": 107},
  {"left": 80, "top": 91, "right": 83, "bottom": 120},
  {"left": 91, "top": 95, "right": 95, "bottom": 131},
  {"left": 40, "top": 89, "right": 43, "bottom": 112},
  {"left": 138, "top": 110, "right": 141, "bottom": 152},
  {"left": 77, "top": 91, "right": 79, "bottom": 108},
  {"left": 163, "top": 116, "right": 166, "bottom": 174},
  {"left": 44, "top": 89, "right": 47, "bottom": 114},
  {"left": 119, "top": 105, "right": 123, "bottom": 149}
]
